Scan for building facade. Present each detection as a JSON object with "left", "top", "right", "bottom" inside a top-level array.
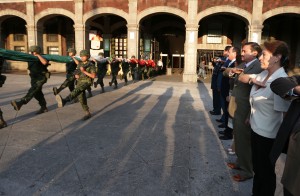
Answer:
[{"left": 0, "top": 0, "right": 299, "bottom": 82}]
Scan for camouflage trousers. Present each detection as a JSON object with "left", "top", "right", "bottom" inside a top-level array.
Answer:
[
  {"left": 22, "top": 75, "right": 47, "bottom": 107},
  {"left": 69, "top": 80, "right": 91, "bottom": 111},
  {"left": 59, "top": 75, "right": 75, "bottom": 92}
]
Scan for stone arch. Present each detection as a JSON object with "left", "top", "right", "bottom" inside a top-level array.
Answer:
[
  {"left": 0, "top": 9, "right": 28, "bottom": 22},
  {"left": 197, "top": 5, "right": 251, "bottom": 25},
  {"left": 137, "top": 6, "right": 187, "bottom": 23},
  {"left": 83, "top": 8, "right": 129, "bottom": 23},
  {"left": 35, "top": 8, "right": 75, "bottom": 25},
  {"left": 262, "top": 6, "right": 300, "bottom": 22}
]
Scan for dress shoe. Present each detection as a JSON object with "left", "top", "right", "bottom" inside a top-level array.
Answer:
[
  {"left": 210, "top": 111, "right": 221, "bottom": 115},
  {"left": 216, "top": 119, "right": 223, "bottom": 123},
  {"left": 218, "top": 124, "right": 226, "bottom": 128},
  {"left": 219, "top": 131, "right": 225, "bottom": 135},
  {"left": 219, "top": 135, "right": 233, "bottom": 140}
]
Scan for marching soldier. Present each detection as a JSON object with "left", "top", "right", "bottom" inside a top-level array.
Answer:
[
  {"left": 121, "top": 57, "right": 130, "bottom": 85},
  {"left": 146, "top": 58, "right": 156, "bottom": 79},
  {"left": 93, "top": 52, "right": 110, "bottom": 93},
  {"left": 11, "top": 46, "right": 50, "bottom": 114},
  {"left": 129, "top": 55, "right": 138, "bottom": 83},
  {"left": 109, "top": 55, "right": 121, "bottom": 89},
  {"left": 138, "top": 56, "right": 147, "bottom": 80},
  {"left": 0, "top": 56, "right": 7, "bottom": 128},
  {"left": 55, "top": 50, "right": 96, "bottom": 120},
  {"left": 53, "top": 48, "right": 77, "bottom": 96}
]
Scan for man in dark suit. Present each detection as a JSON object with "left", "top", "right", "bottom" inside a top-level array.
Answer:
[
  {"left": 218, "top": 46, "right": 239, "bottom": 140},
  {"left": 225, "top": 42, "right": 263, "bottom": 182},
  {"left": 210, "top": 46, "right": 231, "bottom": 115},
  {"left": 270, "top": 75, "right": 300, "bottom": 196}
]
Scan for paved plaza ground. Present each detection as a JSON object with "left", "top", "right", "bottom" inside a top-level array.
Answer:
[{"left": 0, "top": 73, "right": 285, "bottom": 195}]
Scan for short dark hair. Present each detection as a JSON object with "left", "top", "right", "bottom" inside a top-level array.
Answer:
[
  {"left": 243, "top": 42, "right": 262, "bottom": 58},
  {"left": 224, "top": 45, "right": 232, "bottom": 51}
]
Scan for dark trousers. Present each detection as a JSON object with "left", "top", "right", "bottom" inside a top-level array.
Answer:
[
  {"left": 220, "top": 93, "right": 229, "bottom": 126},
  {"left": 251, "top": 131, "right": 276, "bottom": 196},
  {"left": 96, "top": 69, "right": 107, "bottom": 87},
  {"left": 110, "top": 71, "right": 118, "bottom": 86},
  {"left": 284, "top": 187, "right": 293, "bottom": 196},
  {"left": 66, "top": 73, "right": 75, "bottom": 92},
  {"left": 212, "top": 89, "right": 221, "bottom": 114},
  {"left": 122, "top": 69, "right": 129, "bottom": 83}
]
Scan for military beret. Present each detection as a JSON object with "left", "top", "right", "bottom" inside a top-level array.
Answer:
[
  {"left": 29, "top": 45, "right": 42, "bottom": 54},
  {"left": 79, "top": 50, "right": 90, "bottom": 57},
  {"left": 67, "top": 48, "right": 76, "bottom": 54}
]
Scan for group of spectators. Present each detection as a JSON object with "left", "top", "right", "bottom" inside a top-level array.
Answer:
[{"left": 209, "top": 39, "right": 300, "bottom": 196}]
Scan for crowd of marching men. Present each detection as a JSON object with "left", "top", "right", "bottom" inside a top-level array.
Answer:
[{"left": 0, "top": 46, "right": 164, "bottom": 124}]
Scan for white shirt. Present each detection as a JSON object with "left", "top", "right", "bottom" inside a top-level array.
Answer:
[{"left": 249, "top": 67, "right": 291, "bottom": 139}]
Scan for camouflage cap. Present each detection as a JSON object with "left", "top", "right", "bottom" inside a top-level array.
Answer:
[
  {"left": 67, "top": 48, "right": 76, "bottom": 54},
  {"left": 111, "top": 54, "right": 116, "bottom": 58},
  {"left": 98, "top": 52, "right": 104, "bottom": 56},
  {"left": 29, "top": 45, "right": 42, "bottom": 54},
  {"left": 79, "top": 49, "right": 90, "bottom": 57}
]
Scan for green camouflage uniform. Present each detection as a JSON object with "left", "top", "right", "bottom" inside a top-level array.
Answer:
[
  {"left": 0, "top": 57, "right": 7, "bottom": 128},
  {"left": 23, "top": 61, "right": 48, "bottom": 107},
  {"left": 69, "top": 61, "right": 96, "bottom": 111}
]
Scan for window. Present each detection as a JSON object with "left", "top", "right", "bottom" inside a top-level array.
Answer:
[
  {"left": 14, "top": 46, "right": 25, "bottom": 52},
  {"left": 14, "top": 34, "right": 24, "bottom": 41},
  {"left": 207, "top": 24, "right": 222, "bottom": 44},
  {"left": 48, "top": 46, "right": 59, "bottom": 55},
  {"left": 111, "top": 36, "right": 127, "bottom": 58},
  {"left": 47, "top": 34, "right": 58, "bottom": 42}
]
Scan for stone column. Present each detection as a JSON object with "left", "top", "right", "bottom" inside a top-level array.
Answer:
[
  {"left": 127, "top": 0, "right": 138, "bottom": 58},
  {"left": 74, "top": 24, "right": 85, "bottom": 52},
  {"left": 25, "top": 0, "right": 36, "bottom": 47},
  {"left": 248, "top": 24, "right": 264, "bottom": 44},
  {"left": 183, "top": 24, "right": 199, "bottom": 82},
  {"left": 249, "top": 0, "right": 263, "bottom": 44},
  {"left": 26, "top": 25, "right": 36, "bottom": 48},
  {"left": 183, "top": 0, "right": 198, "bottom": 82},
  {"left": 74, "top": 0, "right": 84, "bottom": 51},
  {"left": 127, "top": 24, "right": 139, "bottom": 58}
]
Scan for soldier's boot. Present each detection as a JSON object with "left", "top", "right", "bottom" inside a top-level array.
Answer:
[
  {"left": 109, "top": 82, "right": 112, "bottom": 86},
  {"left": 82, "top": 110, "right": 91, "bottom": 121},
  {"left": 35, "top": 106, "right": 48, "bottom": 115},
  {"left": 0, "top": 110, "right": 7, "bottom": 129},
  {"left": 11, "top": 99, "right": 25, "bottom": 111},
  {"left": 142, "top": 74, "right": 144, "bottom": 81},
  {"left": 56, "top": 95, "right": 71, "bottom": 108},
  {"left": 114, "top": 84, "right": 118, "bottom": 89},
  {"left": 53, "top": 87, "right": 62, "bottom": 95},
  {"left": 87, "top": 90, "right": 93, "bottom": 98},
  {"left": 93, "top": 82, "right": 98, "bottom": 88},
  {"left": 101, "top": 86, "right": 105, "bottom": 93}
]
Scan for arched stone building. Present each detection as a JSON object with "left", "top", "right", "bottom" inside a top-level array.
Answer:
[{"left": 0, "top": 0, "right": 299, "bottom": 82}]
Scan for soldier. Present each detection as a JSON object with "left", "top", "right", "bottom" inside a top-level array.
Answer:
[
  {"left": 129, "top": 55, "right": 138, "bottom": 83},
  {"left": 55, "top": 50, "right": 96, "bottom": 120},
  {"left": 109, "top": 55, "right": 121, "bottom": 89},
  {"left": 0, "top": 56, "right": 7, "bottom": 129},
  {"left": 11, "top": 45, "right": 50, "bottom": 114},
  {"left": 53, "top": 48, "right": 77, "bottom": 96},
  {"left": 138, "top": 56, "right": 147, "bottom": 80},
  {"left": 121, "top": 57, "right": 130, "bottom": 85},
  {"left": 146, "top": 57, "right": 156, "bottom": 79},
  {"left": 93, "top": 52, "right": 110, "bottom": 93}
]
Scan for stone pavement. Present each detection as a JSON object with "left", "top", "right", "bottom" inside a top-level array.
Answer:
[{"left": 0, "top": 73, "right": 285, "bottom": 195}]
